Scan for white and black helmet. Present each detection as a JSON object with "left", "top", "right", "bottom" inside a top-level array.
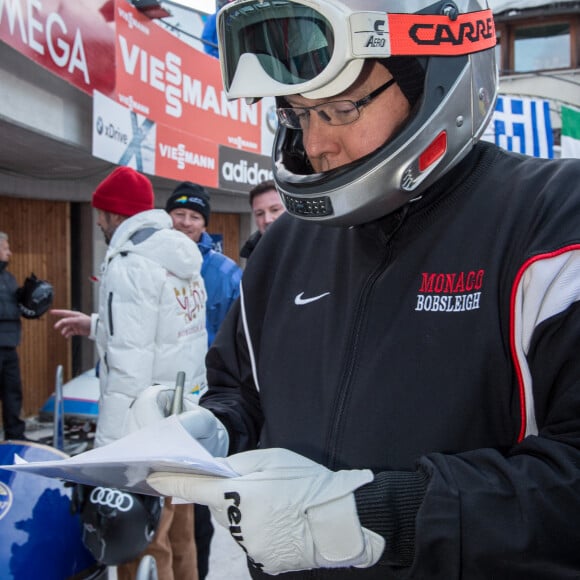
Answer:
[{"left": 218, "top": 0, "right": 498, "bottom": 226}]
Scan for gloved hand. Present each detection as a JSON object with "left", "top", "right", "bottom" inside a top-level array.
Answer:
[
  {"left": 125, "top": 384, "right": 229, "bottom": 457},
  {"left": 147, "top": 448, "right": 385, "bottom": 575}
]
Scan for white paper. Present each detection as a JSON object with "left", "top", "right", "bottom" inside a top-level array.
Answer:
[{"left": 0, "top": 415, "right": 236, "bottom": 496}]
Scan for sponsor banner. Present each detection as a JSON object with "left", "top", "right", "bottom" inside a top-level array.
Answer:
[
  {"left": 218, "top": 146, "right": 274, "bottom": 194},
  {"left": 482, "top": 95, "right": 554, "bottom": 159},
  {"left": 0, "top": 0, "right": 115, "bottom": 95},
  {"left": 4, "top": 0, "right": 278, "bottom": 188},
  {"left": 156, "top": 124, "right": 218, "bottom": 187},
  {"left": 92, "top": 90, "right": 156, "bottom": 175},
  {"left": 114, "top": 0, "right": 263, "bottom": 154},
  {"left": 561, "top": 105, "right": 580, "bottom": 159}
]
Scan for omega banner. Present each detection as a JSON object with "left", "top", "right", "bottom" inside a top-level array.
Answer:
[
  {"left": 1, "top": 0, "right": 276, "bottom": 189},
  {"left": 0, "top": 0, "right": 116, "bottom": 96}
]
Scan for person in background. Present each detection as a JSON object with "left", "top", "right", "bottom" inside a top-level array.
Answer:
[
  {"left": 201, "top": 0, "right": 233, "bottom": 58},
  {"left": 166, "top": 181, "right": 242, "bottom": 347},
  {"left": 0, "top": 232, "right": 26, "bottom": 441},
  {"left": 51, "top": 166, "right": 207, "bottom": 580},
  {"left": 134, "top": 0, "right": 580, "bottom": 577},
  {"left": 200, "top": 10, "right": 219, "bottom": 59},
  {"left": 239, "top": 180, "right": 286, "bottom": 260},
  {"left": 166, "top": 180, "right": 242, "bottom": 580}
]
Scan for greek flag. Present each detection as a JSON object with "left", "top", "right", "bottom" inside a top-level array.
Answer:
[{"left": 482, "top": 96, "right": 554, "bottom": 159}]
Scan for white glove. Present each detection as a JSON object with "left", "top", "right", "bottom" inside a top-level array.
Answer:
[
  {"left": 147, "top": 448, "right": 385, "bottom": 575},
  {"left": 126, "top": 384, "right": 229, "bottom": 457},
  {"left": 126, "top": 384, "right": 195, "bottom": 430}
]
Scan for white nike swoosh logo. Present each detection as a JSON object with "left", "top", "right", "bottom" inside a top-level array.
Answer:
[{"left": 294, "top": 291, "right": 331, "bottom": 305}]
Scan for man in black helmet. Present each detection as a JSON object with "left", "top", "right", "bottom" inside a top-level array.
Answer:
[
  {"left": 131, "top": 1, "right": 580, "bottom": 578},
  {"left": 0, "top": 233, "right": 51, "bottom": 440},
  {"left": 0, "top": 232, "right": 26, "bottom": 441}
]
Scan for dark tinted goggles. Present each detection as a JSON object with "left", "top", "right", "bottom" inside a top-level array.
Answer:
[{"left": 218, "top": 0, "right": 336, "bottom": 93}]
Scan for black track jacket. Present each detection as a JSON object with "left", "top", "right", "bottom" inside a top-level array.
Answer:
[{"left": 201, "top": 142, "right": 580, "bottom": 579}]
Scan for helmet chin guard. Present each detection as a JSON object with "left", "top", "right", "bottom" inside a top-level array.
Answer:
[{"left": 219, "top": 0, "right": 498, "bottom": 226}]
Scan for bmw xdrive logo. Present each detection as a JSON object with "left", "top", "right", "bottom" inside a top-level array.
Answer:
[
  {"left": 266, "top": 105, "right": 278, "bottom": 134},
  {"left": 0, "top": 481, "right": 13, "bottom": 520}
]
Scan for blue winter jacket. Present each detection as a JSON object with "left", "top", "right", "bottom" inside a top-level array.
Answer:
[
  {"left": 198, "top": 232, "right": 242, "bottom": 346},
  {"left": 201, "top": 12, "right": 219, "bottom": 58}
]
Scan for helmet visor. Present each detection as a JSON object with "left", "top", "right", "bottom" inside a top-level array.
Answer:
[{"left": 219, "top": 0, "right": 345, "bottom": 97}]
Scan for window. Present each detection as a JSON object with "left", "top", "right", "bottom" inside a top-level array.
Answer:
[{"left": 514, "top": 23, "right": 570, "bottom": 72}]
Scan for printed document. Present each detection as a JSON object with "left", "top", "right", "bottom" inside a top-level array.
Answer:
[{"left": 0, "top": 415, "right": 236, "bottom": 496}]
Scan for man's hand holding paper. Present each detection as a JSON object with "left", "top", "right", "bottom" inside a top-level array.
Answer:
[
  {"left": 125, "top": 384, "right": 229, "bottom": 457},
  {"left": 147, "top": 448, "right": 385, "bottom": 575},
  {"left": 0, "top": 414, "right": 235, "bottom": 495}
]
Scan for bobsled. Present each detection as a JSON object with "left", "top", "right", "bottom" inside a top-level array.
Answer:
[
  {"left": 0, "top": 440, "right": 103, "bottom": 579},
  {"left": 39, "top": 367, "right": 99, "bottom": 425}
]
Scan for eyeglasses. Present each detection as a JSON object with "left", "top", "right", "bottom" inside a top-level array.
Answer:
[{"left": 276, "top": 78, "right": 396, "bottom": 130}]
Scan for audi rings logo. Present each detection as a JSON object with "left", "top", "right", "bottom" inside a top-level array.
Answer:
[{"left": 89, "top": 487, "right": 134, "bottom": 512}]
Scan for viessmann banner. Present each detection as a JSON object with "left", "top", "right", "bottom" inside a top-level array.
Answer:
[
  {"left": 114, "top": 0, "right": 264, "bottom": 156},
  {"left": 93, "top": 89, "right": 221, "bottom": 186},
  {"left": 1, "top": 0, "right": 276, "bottom": 189}
]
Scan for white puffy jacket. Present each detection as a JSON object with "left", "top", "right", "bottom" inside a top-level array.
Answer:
[{"left": 90, "top": 209, "right": 207, "bottom": 447}]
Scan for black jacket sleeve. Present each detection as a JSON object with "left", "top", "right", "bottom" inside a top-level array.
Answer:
[
  {"left": 200, "top": 297, "right": 263, "bottom": 454},
  {"left": 409, "top": 302, "right": 580, "bottom": 577}
]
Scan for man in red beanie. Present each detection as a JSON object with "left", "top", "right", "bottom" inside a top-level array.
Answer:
[
  {"left": 91, "top": 165, "right": 155, "bottom": 243},
  {"left": 51, "top": 166, "right": 207, "bottom": 580}
]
